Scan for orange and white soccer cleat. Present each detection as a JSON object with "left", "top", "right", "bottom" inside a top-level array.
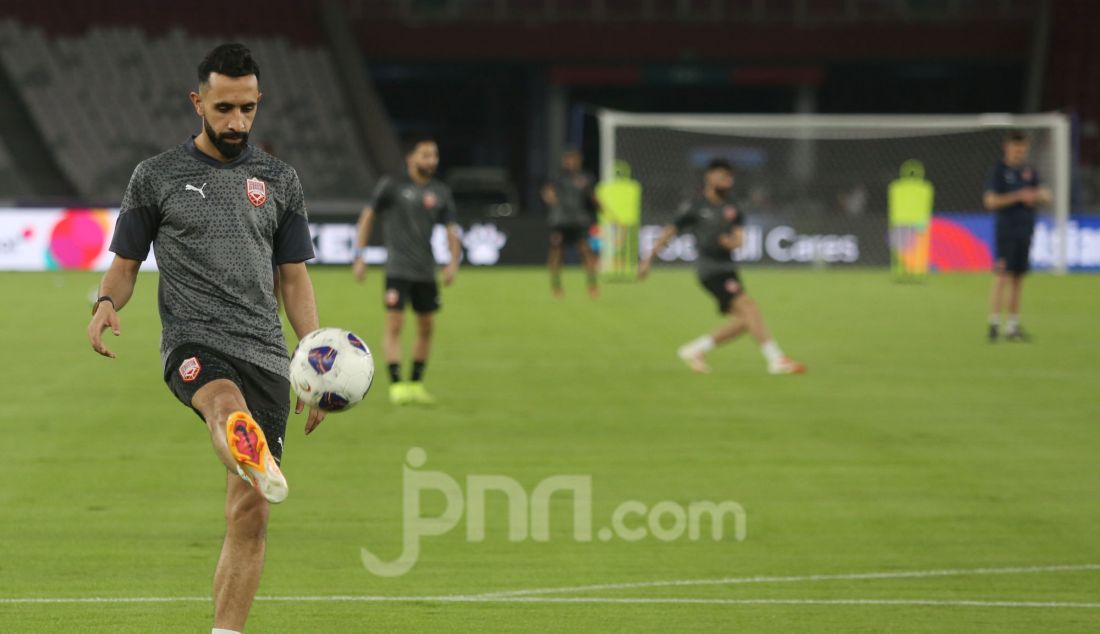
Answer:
[
  {"left": 768, "top": 357, "right": 808, "bottom": 375},
  {"left": 226, "top": 411, "right": 288, "bottom": 504}
]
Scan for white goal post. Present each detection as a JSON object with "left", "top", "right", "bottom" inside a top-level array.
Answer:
[{"left": 598, "top": 110, "right": 1072, "bottom": 273}]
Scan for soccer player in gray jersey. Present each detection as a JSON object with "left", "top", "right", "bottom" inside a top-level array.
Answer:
[
  {"left": 85, "top": 44, "right": 324, "bottom": 634},
  {"left": 542, "top": 148, "right": 601, "bottom": 298},
  {"left": 639, "top": 159, "right": 806, "bottom": 375},
  {"left": 353, "top": 134, "right": 461, "bottom": 406}
]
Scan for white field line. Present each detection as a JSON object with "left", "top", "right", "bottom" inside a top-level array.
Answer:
[
  {"left": 2, "top": 563, "right": 1098, "bottom": 608},
  {"left": 2, "top": 596, "right": 1099, "bottom": 610},
  {"left": 473, "top": 563, "right": 1100, "bottom": 598}
]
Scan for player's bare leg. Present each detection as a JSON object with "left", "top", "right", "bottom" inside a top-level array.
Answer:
[
  {"left": 988, "top": 260, "right": 1009, "bottom": 341},
  {"left": 548, "top": 236, "right": 564, "bottom": 298},
  {"left": 578, "top": 239, "right": 600, "bottom": 299},
  {"left": 407, "top": 313, "right": 437, "bottom": 404},
  {"left": 385, "top": 310, "right": 410, "bottom": 404},
  {"left": 384, "top": 310, "right": 404, "bottom": 365},
  {"left": 1005, "top": 273, "right": 1029, "bottom": 341},
  {"left": 211, "top": 472, "right": 269, "bottom": 632},
  {"left": 192, "top": 380, "right": 286, "bottom": 502},
  {"left": 712, "top": 317, "right": 747, "bottom": 345},
  {"left": 677, "top": 300, "right": 759, "bottom": 374},
  {"left": 678, "top": 315, "right": 746, "bottom": 374},
  {"left": 733, "top": 294, "right": 806, "bottom": 374},
  {"left": 192, "top": 379, "right": 246, "bottom": 472},
  {"left": 191, "top": 381, "right": 277, "bottom": 632},
  {"left": 732, "top": 295, "right": 770, "bottom": 345},
  {"left": 412, "top": 313, "right": 433, "bottom": 364}
]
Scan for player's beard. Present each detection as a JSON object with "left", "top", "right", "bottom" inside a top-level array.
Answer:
[
  {"left": 204, "top": 117, "right": 249, "bottom": 159},
  {"left": 415, "top": 165, "right": 435, "bottom": 180}
]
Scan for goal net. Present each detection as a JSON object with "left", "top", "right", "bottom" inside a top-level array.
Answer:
[{"left": 597, "top": 111, "right": 1071, "bottom": 273}]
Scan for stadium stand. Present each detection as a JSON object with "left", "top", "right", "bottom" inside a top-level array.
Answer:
[
  {"left": 0, "top": 18, "right": 374, "bottom": 201},
  {"left": 0, "top": 136, "right": 24, "bottom": 199}
]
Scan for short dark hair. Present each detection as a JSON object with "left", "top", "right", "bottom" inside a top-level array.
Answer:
[
  {"left": 403, "top": 132, "right": 437, "bottom": 156},
  {"left": 706, "top": 158, "right": 734, "bottom": 173},
  {"left": 1005, "top": 130, "right": 1029, "bottom": 144},
  {"left": 198, "top": 43, "right": 260, "bottom": 85}
]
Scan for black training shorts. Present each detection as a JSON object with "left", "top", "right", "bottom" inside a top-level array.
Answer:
[
  {"left": 550, "top": 225, "right": 589, "bottom": 246},
  {"left": 699, "top": 271, "right": 745, "bottom": 315},
  {"left": 384, "top": 276, "right": 441, "bottom": 314},
  {"left": 165, "top": 343, "right": 290, "bottom": 462}
]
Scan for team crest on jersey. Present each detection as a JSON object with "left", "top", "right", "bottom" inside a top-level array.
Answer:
[
  {"left": 1022, "top": 167, "right": 1033, "bottom": 181},
  {"left": 723, "top": 205, "right": 738, "bottom": 221},
  {"left": 725, "top": 279, "right": 741, "bottom": 294},
  {"left": 573, "top": 175, "right": 589, "bottom": 188},
  {"left": 246, "top": 177, "right": 267, "bottom": 207},
  {"left": 179, "top": 356, "right": 202, "bottom": 382},
  {"left": 423, "top": 191, "right": 438, "bottom": 209}
]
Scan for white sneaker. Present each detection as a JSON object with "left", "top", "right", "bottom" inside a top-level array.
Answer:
[
  {"left": 677, "top": 346, "right": 711, "bottom": 374},
  {"left": 768, "top": 356, "right": 807, "bottom": 375}
]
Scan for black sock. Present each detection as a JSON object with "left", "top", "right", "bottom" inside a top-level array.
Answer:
[
  {"left": 388, "top": 363, "right": 401, "bottom": 383},
  {"left": 411, "top": 360, "right": 426, "bottom": 382}
]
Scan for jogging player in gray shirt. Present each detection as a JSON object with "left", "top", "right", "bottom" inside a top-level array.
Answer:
[
  {"left": 542, "top": 148, "right": 601, "bottom": 298},
  {"left": 353, "top": 133, "right": 461, "bottom": 406},
  {"left": 639, "top": 159, "right": 806, "bottom": 375},
  {"left": 85, "top": 44, "right": 324, "bottom": 633}
]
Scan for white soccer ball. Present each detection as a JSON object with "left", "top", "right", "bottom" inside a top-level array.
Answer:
[{"left": 289, "top": 328, "right": 375, "bottom": 412}]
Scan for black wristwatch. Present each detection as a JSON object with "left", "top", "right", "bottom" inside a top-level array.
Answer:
[{"left": 92, "top": 295, "right": 115, "bottom": 315}]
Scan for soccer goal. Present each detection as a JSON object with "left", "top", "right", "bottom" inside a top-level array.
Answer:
[{"left": 598, "top": 110, "right": 1072, "bottom": 273}]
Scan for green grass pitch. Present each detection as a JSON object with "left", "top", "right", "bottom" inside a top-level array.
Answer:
[{"left": 1, "top": 266, "right": 1098, "bottom": 632}]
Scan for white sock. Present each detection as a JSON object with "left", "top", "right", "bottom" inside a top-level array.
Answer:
[
  {"left": 1007, "top": 314, "right": 1019, "bottom": 332},
  {"left": 680, "top": 335, "right": 715, "bottom": 356},
  {"left": 761, "top": 340, "right": 783, "bottom": 365},
  {"left": 989, "top": 313, "right": 1001, "bottom": 326},
  {"left": 212, "top": 629, "right": 241, "bottom": 634}
]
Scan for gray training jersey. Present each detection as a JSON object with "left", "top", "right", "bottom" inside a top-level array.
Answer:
[
  {"left": 369, "top": 175, "right": 457, "bottom": 282},
  {"left": 110, "top": 138, "right": 315, "bottom": 379},
  {"left": 673, "top": 195, "right": 745, "bottom": 279},
  {"left": 547, "top": 171, "right": 597, "bottom": 228}
]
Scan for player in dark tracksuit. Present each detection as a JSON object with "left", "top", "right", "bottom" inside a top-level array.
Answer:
[
  {"left": 542, "top": 148, "right": 601, "bottom": 298},
  {"left": 983, "top": 130, "right": 1051, "bottom": 342},
  {"left": 352, "top": 133, "right": 461, "bottom": 405},
  {"left": 639, "top": 159, "right": 806, "bottom": 375},
  {"left": 86, "top": 44, "right": 324, "bottom": 632}
]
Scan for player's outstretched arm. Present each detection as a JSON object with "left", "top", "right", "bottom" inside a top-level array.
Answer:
[
  {"left": 352, "top": 207, "right": 375, "bottom": 283},
  {"left": 279, "top": 261, "right": 327, "bottom": 434},
  {"left": 638, "top": 225, "right": 677, "bottom": 280},
  {"left": 87, "top": 256, "right": 140, "bottom": 358},
  {"left": 443, "top": 223, "right": 461, "bottom": 286}
]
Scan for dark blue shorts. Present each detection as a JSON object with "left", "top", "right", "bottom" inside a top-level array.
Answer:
[{"left": 994, "top": 230, "right": 1033, "bottom": 275}]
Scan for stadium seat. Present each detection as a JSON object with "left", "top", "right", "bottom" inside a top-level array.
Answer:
[{"left": 0, "top": 21, "right": 374, "bottom": 201}]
